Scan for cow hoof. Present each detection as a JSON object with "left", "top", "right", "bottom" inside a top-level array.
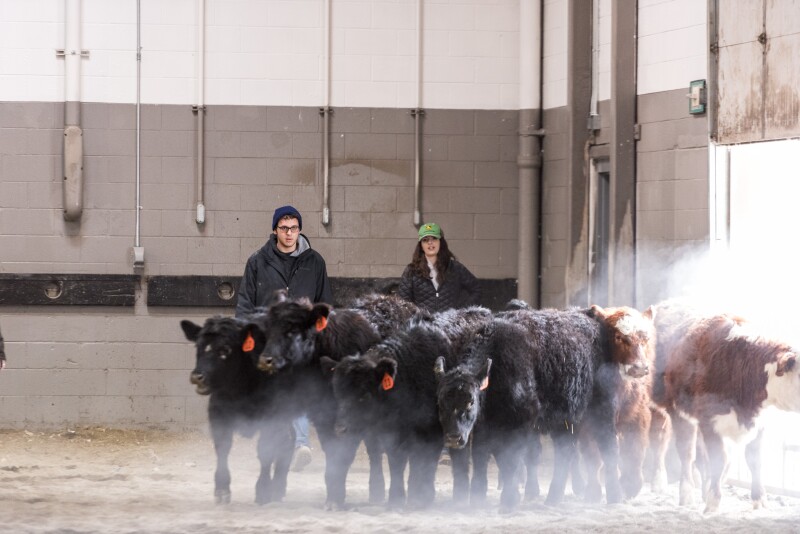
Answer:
[
  {"left": 753, "top": 498, "right": 767, "bottom": 510},
  {"left": 215, "top": 489, "right": 231, "bottom": 505},
  {"left": 584, "top": 485, "right": 602, "bottom": 503},
  {"left": 703, "top": 500, "right": 720, "bottom": 514},
  {"left": 324, "top": 501, "right": 349, "bottom": 512}
]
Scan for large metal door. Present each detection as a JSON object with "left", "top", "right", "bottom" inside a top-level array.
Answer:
[
  {"left": 716, "top": 0, "right": 800, "bottom": 143},
  {"left": 712, "top": 139, "right": 800, "bottom": 496}
]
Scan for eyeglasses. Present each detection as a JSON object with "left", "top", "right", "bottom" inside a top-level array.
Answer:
[{"left": 277, "top": 225, "right": 300, "bottom": 234}]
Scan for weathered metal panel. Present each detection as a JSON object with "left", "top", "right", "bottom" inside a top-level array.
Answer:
[
  {"left": 717, "top": 0, "right": 800, "bottom": 143},
  {"left": 764, "top": 9, "right": 800, "bottom": 139},
  {"left": 717, "top": 40, "right": 764, "bottom": 143},
  {"left": 718, "top": 0, "right": 763, "bottom": 46}
]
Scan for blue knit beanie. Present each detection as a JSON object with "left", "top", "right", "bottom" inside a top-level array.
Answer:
[{"left": 272, "top": 205, "right": 302, "bottom": 231}]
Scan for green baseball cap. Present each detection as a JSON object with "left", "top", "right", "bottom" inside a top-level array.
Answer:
[{"left": 418, "top": 222, "right": 442, "bottom": 241}]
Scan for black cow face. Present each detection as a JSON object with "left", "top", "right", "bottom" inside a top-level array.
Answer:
[
  {"left": 323, "top": 352, "right": 397, "bottom": 436},
  {"left": 180, "top": 317, "right": 252, "bottom": 395},
  {"left": 434, "top": 356, "right": 492, "bottom": 449},
  {"left": 257, "top": 301, "right": 330, "bottom": 374}
]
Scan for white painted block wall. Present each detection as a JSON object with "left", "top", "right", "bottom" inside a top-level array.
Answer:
[{"left": 0, "top": 0, "right": 522, "bottom": 110}]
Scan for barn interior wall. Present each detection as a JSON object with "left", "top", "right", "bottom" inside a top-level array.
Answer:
[
  {"left": 635, "top": 88, "right": 710, "bottom": 308},
  {"left": 0, "top": 99, "right": 520, "bottom": 428}
]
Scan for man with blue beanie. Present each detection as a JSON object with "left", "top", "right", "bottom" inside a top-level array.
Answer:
[{"left": 235, "top": 205, "right": 332, "bottom": 471}]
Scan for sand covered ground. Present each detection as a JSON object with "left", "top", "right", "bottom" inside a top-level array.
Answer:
[{"left": 0, "top": 427, "right": 799, "bottom": 534}]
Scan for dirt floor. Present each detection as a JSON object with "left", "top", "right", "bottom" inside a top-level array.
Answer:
[{"left": 1, "top": 427, "right": 799, "bottom": 534}]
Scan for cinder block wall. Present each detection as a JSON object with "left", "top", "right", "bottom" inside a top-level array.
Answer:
[
  {"left": 635, "top": 88, "right": 709, "bottom": 308},
  {"left": 0, "top": 100, "right": 519, "bottom": 429}
]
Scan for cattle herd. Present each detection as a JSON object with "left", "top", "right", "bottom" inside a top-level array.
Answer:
[{"left": 180, "top": 292, "right": 800, "bottom": 515}]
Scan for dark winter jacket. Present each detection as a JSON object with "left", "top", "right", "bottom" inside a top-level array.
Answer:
[
  {"left": 398, "top": 259, "right": 480, "bottom": 313},
  {"left": 235, "top": 234, "right": 333, "bottom": 318}
]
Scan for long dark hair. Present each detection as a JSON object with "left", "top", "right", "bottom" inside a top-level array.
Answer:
[{"left": 410, "top": 231, "right": 455, "bottom": 283}]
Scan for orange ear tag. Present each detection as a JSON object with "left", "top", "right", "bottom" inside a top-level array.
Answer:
[
  {"left": 479, "top": 376, "right": 489, "bottom": 391},
  {"left": 316, "top": 316, "right": 328, "bottom": 332},
  {"left": 381, "top": 373, "right": 394, "bottom": 391},
  {"left": 242, "top": 332, "right": 255, "bottom": 352}
]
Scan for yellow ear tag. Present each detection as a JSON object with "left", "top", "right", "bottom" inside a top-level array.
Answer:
[
  {"left": 242, "top": 332, "right": 255, "bottom": 352},
  {"left": 316, "top": 316, "right": 328, "bottom": 332},
  {"left": 382, "top": 373, "right": 394, "bottom": 391},
  {"left": 479, "top": 376, "right": 489, "bottom": 391}
]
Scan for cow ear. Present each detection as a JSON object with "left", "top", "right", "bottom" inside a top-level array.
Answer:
[
  {"left": 375, "top": 358, "right": 398, "bottom": 390},
  {"left": 642, "top": 305, "right": 656, "bottom": 321},
  {"left": 433, "top": 356, "right": 446, "bottom": 380},
  {"left": 180, "top": 320, "right": 202, "bottom": 342},
  {"left": 320, "top": 356, "right": 338, "bottom": 375},
  {"left": 478, "top": 358, "right": 492, "bottom": 391},
  {"left": 776, "top": 352, "right": 796, "bottom": 377},
  {"left": 589, "top": 304, "right": 607, "bottom": 319},
  {"left": 241, "top": 323, "right": 266, "bottom": 355},
  {"left": 309, "top": 303, "right": 332, "bottom": 332}
]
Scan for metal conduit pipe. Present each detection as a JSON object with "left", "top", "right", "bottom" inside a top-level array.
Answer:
[
  {"left": 133, "top": 0, "right": 144, "bottom": 269},
  {"left": 321, "top": 0, "right": 332, "bottom": 226},
  {"left": 62, "top": 0, "right": 84, "bottom": 221},
  {"left": 195, "top": 0, "right": 206, "bottom": 225},
  {"left": 517, "top": 0, "right": 544, "bottom": 307},
  {"left": 412, "top": 0, "right": 424, "bottom": 227}
]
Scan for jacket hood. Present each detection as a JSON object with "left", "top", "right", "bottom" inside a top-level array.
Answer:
[{"left": 260, "top": 233, "right": 311, "bottom": 258}]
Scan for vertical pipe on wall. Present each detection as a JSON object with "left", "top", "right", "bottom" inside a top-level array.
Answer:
[
  {"left": 412, "top": 0, "right": 424, "bottom": 227},
  {"left": 63, "top": 0, "right": 84, "bottom": 221},
  {"left": 517, "top": 0, "right": 543, "bottom": 307},
  {"left": 195, "top": 0, "right": 206, "bottom": 225},
  {"left": 321, "top": 0, "right": 332, "bottom": 226},
  {"left": 133, "top": 0, "right": 144, "bottom": 269}
]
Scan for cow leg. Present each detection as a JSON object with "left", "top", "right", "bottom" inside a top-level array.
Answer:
[
  {"left": 210, "top": 421, "right": 234, "bottom": 504},
  {"left": 271, "top": 423, "right": 296, "bottom": 503},
  {"left": 495, "top": 433, "right": 524, "bottom": 513},
  {"left": 745, "top": 428, "right": 766, "bottom": 509},
  {"left": 595, "top": 419, "right": 623, "bottom": 504},
  {"left": 698, "top": 423, "right": 726, "bottom": 514},
  {"left": 545, "top": 429, "right": 577, "bottom": 506},
  {"left": 450, "top": 445, "right": 471, "bottom": 504},
  {"left": 648, "top": 407, "right": 671, "bottom": 493},
  {"left": 579, "top": 427, "right": 602, "bottom": 502},
  {"left": 407, "top": 437, "right": 441, "bottom": 510},
  {"left": 469, "top": 431, "right": 491, "bottom": 506},
  {"left": 670, "top": 410, "right": 698, "bottom": 506},
  {"left": 523, "top": 433, "right": 541, "bottom": 501},
  {"left": 618, "top": 408, "right": 650, "bottom": 500},
  {"left": 363, "top": 433, "right": 386, "bottom": 504},
  {"left": 386, "top": 445, "right": 408, "bottom": 509},
  {"left": 316, "top": 424, "right": 359, "bottom": 510}
]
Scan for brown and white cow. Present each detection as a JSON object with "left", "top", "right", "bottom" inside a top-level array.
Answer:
[
  {"left": 656, "top": 308, "right": 800, "bottom": 512},
  {"left": 578, "top": 305, "right": 667, "bottom": 501}
]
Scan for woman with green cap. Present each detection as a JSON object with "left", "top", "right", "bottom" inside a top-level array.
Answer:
[{"left": 398, "top": 223, "right": 480, "bottom": 313}]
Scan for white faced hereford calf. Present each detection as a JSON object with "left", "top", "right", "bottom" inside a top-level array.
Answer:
[{"left": 659, "top": 313, "right": 800, "bottom": 513}]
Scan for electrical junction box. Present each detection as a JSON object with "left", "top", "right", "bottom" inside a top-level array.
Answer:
[{"left": 689, "top": 79, "right": 706, "bottom": 114}]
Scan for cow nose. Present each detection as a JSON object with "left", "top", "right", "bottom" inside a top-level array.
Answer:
[
  {"left": 190, "top": 371, "right": 204, "bottom": 385},
  {"left": 445, "top": 434, "right": 465, "bottom": 449},
  {"left": 626, "top": 364, "right": 649, "bottom": 378},
  {"left": 257, "top": 356, "right": 274, "bottom": 372}
]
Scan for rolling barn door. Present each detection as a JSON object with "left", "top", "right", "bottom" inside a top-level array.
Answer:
[
  {"left": 713, "top": 1, "right": 800, "bottom": 496},
  {"left": 716, "top": 0, "right": 800, "bottom": 143},
  {"left": 713, "top": 139, "right": 800, "bottom": 496}
]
